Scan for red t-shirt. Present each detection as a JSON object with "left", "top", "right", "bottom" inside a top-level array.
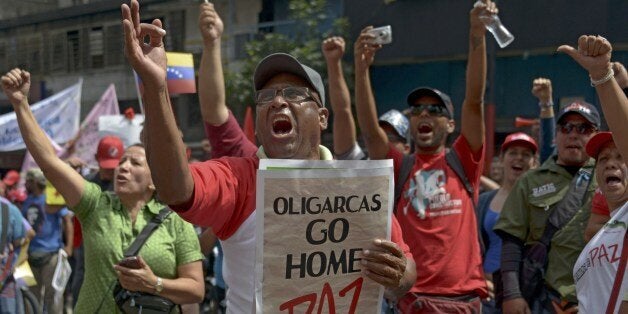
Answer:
[{"left": 388, "top": 136, "right": 488, "bottom": 297}]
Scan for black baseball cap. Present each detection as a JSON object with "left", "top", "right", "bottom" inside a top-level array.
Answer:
[
  {"left": 556, "top": 101, "right": 601, "bottom": 129},
  {"left": 406, "top": 87, "right": 454, "bottom": 119},
  {"left": 253, "top": 53, "right": 325, "bottom": 107}
]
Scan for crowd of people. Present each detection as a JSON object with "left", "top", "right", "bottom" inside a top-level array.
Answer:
[{"left": 0, "top": 0, "right": 627, "bottom": 313}]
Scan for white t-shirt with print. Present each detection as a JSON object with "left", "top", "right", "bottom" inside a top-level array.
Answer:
[{"left": 574, "top": 201, "right": 628, "bottom": 313}]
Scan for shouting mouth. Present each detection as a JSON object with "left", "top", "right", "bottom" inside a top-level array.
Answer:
[{"left": 271, "top": 114, "right": 295, "bottom": 138}]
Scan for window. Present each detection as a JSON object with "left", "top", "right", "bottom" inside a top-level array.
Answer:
[
  {"left": 89, "top": 27, "right": 104, "bottom": 68},
  {"left": 66, "top": 30, "right": 81, "bottom": 72},
  {"left": 50, "top": 33, "right": 66, "bottom": 72},
  {"left": 105, "top": 24, "right": 123, "bottom": 66}
]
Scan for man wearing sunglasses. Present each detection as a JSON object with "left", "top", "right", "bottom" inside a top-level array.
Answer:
[
  {"left": 494, "top": 100, "right": 600, "bottom": 313},
  {"left": 353, "top": 1, "right": 497, "bottom": 312}
]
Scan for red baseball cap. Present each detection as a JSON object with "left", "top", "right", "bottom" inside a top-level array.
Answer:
[
  {"left": 586, "top": 132, "right": 614, "bottom": 159},
  {"left": 96, "top": 136, "right": 124, "bottom": 169},
  {"left": 7, "top": 188, "right": 27, "bottom": 203},
  {"left": 501, "top": 132, "right": 538, "bottom": 154},
  {"left": 3, "top": 170, "right": 20, "bottom": 186}
]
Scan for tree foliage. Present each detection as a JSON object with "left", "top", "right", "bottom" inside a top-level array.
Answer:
[{"left": 224, "top": 0, "right": 349, "bottom": 117}]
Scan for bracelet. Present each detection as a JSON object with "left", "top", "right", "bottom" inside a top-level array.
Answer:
[
  {"left": 538, "top": 100, "right": 553, "bottom": 109},
  {"left": 590, "top": 68, "right": 614, "bottom": 87}
]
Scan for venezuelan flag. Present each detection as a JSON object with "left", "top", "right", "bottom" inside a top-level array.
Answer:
[{"left": 166, "top": 52, "right": 196, "bottom": 94}]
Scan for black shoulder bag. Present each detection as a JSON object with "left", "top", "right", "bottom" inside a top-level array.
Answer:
[
  {"left": 113, "top": 207, "right": 178, "bottom": 314},
  {"left": 519, "top": 168, "right": 592, "bottom": 304}
]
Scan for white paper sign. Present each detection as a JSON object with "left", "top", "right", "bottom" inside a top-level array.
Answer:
[{"left": 255, "top": 159, "right": 393, "bottom": 313}]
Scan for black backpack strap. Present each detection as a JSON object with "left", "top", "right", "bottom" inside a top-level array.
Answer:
[
  {"left": 539, "top": 167, "right": 593, "bottom": 247},
  {"left": 123, "top": 207, "right": 172, "bottom": 257},
  {"left": 0, "top": 202, "right": 8, "bottom": 253},
  {"left": 445, "top": 149, "right": 474, "bottom": 197},
  {"left": 394, "top": 154, "right": 416, "bottom": 213},
  {"left": 445, "top": 149, "right": 486, "bottom": 254}
]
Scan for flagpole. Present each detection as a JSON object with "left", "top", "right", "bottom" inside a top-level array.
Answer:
[{"left": 133, "top": 70, "right": 144, "bottom": 114}]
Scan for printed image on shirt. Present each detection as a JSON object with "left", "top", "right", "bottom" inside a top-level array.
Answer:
[
  {"left": 26, "top": 204, "right": 44, "bottom": 233},
  {"left": 403, "top": 169, "right": 462, "bottom": 219}
]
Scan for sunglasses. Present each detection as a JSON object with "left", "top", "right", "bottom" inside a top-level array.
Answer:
[
  {"left": 409, "top": 104, "right": 450, "bottom": 118},
  {"left": 255, "top": 87, "right": 321, "bottom": 107},
  {"left": 558, "top": 122, "right": 597, "bottom": 135}
]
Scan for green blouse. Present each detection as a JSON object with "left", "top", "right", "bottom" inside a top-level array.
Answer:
[{"left": 71, "top": 182, "right": 203, "bottom": 313}]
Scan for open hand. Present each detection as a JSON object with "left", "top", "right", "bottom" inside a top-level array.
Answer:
[
  {"left": 1, "top": 68, "right": 31, "bottom": 107},
  {"left": 199, "top": 1, "right": 224, "bottom": 46},
  {"left": 122, "top": 0, "right": 167, "bottom": 91}
]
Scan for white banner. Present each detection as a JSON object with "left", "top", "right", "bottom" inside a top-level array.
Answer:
[
  {"left": 98, "top": 114, "right": 144, "bottom": 148},
  {"left": 71, "top": 84, "right": 120, "bottom": 168},
  {"left": 0, "top": 80, "right": 82, "bottom": 152},
  {"left": 255, "top": 159, "right": 393, "bottom": 314}
]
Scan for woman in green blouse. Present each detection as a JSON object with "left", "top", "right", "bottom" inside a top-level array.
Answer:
[{"left": 1, "top": 68, "right": 204, "bottom": 312}]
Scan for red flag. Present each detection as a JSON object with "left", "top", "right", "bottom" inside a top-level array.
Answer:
[{"left": 244, "top": 106, "right": 256, "bottom": 145}]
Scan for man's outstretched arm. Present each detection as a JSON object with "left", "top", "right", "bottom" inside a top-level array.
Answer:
[{"left": 122, "top": 0, "right": 192, "bottom": 205}]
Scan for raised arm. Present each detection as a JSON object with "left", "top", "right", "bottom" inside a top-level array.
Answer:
[
  {"left": 532, "top": 78, "right": 555, "bottom": 162},
  {"left": 354, "top": 27, "right": 389, "bottom": 159},
  {"left": 1, "top": 69, "right": 84, "bottom": 207},
  {"left": 122, "top": 0, "right": 192, "bottom": 205},
  {"left": 460, "top": 1, "right": 492, "bottom": 152},
  {"left": 559, "top": 35, "right": 628, "bottom": 163},
  {"left": 323, "top": 36, "right": 357, "bottom": 156},
  {"left": 198, "top": 1, "right": 228, "bottom": 126}
]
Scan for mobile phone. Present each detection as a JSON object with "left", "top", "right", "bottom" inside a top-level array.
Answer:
[
  {"left": 367, "top": 25, "right": 392, "bottom": 45},
  {"left": 118, "top": 256, "right": 141, "bottom": 269}
]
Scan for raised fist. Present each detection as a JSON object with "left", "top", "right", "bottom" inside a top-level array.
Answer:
[
  {"left": 531, "top": 77, "right": 552, "bottom": 104},
  {"left": 322, "top": 36, "right": 345, "bottom": 63},
  {"left": 1, "top": 68, "right": 31, "bottom": 107},
  {"left": 199, "top": 1, "right": 224, "bottom": 46}
]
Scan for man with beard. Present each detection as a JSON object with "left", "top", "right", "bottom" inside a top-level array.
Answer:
[
  {"left": 120, "top": 0, "right": 416, "bottom": 312},
  {"left": 352, "top": 1, "right": 495, "bottom": 311},
  {"left": 495, "top": 100, "right": 600, "bottom": 312}
]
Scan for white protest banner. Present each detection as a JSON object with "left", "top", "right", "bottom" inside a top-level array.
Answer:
[
  {"left": 98, "top": 114, "right": 144, "bottom": 148},
  {"left": 255, "top": 159, "right": 393, "bottom": 313},
  {"left": 71, "top": 84, "right": 119, "bottom": 168},
  {"left": 0, "top": 80, "right": 82, "bottom": 151}
]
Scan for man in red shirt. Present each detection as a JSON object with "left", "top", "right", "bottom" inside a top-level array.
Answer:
[
  {"left": 121, "top": 1, "right": 416, "bottom": 312},
  {"left": 353, "top": 1, "right": 496, "bottom": 312}
]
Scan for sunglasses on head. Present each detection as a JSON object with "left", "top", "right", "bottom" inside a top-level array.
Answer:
[
  {"left": 558, "top": 122, "right": 597, "bottom": 135},
  {"left": 255, "top": 87, "right": 321, "bottom": 107},
  {"left": 410, "top": 104, "right": 450, "bottom": 118}
]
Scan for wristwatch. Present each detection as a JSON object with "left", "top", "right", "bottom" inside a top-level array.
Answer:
[{"left": 154, "top": 277, "right": 164, "bottom": 294}]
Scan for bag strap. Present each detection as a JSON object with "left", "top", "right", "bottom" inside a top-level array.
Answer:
[
  {"left": 393, "top": 154, "right": 415, "bottom": 212},
  {"left": 123, "top": 207, "right": 172, "bottom": 257},
  {"left": 445, "top": 149, "right": 474, "bottom": 198},
  {"left": 539, "top": 167, "right": 593, "bottom": 247},
  {"left": 0, "top": 202, "right": 12, "bottom": 290},
  {"left": 606, "top": 230, "right": 628, "bottom": 314},
  {"left": 445, "top": 149, "right": 485, "bottom": 254},
  {"left": 0, "top": 202, "right": 8, "bottom": 254}
]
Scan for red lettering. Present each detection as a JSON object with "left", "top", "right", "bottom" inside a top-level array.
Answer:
[
  {"left": 589, "top": 247, "right": 600, "bottom": 267},
  {"left": 279, "top": 293, "right": 317, "bottom": 314},
  {"left": 279, "top": 277, "right": 365, "bottom": 313},
  {"left": 598, "top": 244, "right": 610, "bottom": 264},
  {"left": 609, "top": 244, "right": 621, "bottom": 263},
  {"left": 317, "top": 283, "right": 336, "bottom": 314},
  {"left": 339, "top": 277, "right": 363, "bottom": 314}
]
